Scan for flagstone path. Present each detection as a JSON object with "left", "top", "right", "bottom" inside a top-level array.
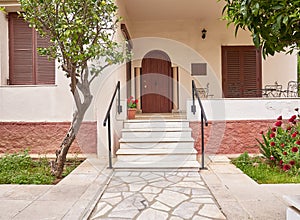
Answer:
[{"left": 89, "top": 171, "right": 226, "bottom": 220}]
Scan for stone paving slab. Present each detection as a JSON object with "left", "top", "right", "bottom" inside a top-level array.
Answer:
[{"left": 88, "top": 171, "right": 226, "bottom": 220}]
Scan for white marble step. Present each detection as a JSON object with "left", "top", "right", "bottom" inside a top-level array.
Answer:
[
  {"left": 117, "top": 154, "right": 197, "bottom": 162},
  {"left": 124, "top": 120, "right": 190, "bottom": 129},
  {"left": 117, "top": 148, "right": 197, "bottom": 155},
  {"left": 122, "top": 130, "right": 192, "bottom": 139},
  {"left": 113, "top": 160, "right": 200, "bottom": 169},
  {"left": 122, "top": 127, "right": 192, "bottom": 132},
  {"left": 119, "top": 142, "right": 195, "bottom": 149},
  {"left": 119, "top": 137, "right": 194, "bottom": 143}
]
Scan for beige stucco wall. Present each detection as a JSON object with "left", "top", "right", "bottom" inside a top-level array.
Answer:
[
  {"left": 263, "top": 52, "right": 298, "bottom": 88},
  {"left": 118, "top": 2, "right": 297, "bottom": 111}
]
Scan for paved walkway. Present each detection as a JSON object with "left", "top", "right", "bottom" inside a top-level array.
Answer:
[
  {"left": 89, "top": 170, "right": 226, "bottom": 220},
  {"left": 0, "top": 155, "right": 299, "bottom": 219}
]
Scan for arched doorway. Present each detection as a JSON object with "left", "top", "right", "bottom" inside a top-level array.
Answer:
[{"left": 141, "top": 50, "right": 173, "bottom": 113}]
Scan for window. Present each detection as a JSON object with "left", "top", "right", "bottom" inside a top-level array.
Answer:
[
  {"left": 222, "top": 46, "right": 262, "bottom": 98},
  {"left": 8, "top": 13, "right": 55, "bottom": 85}
]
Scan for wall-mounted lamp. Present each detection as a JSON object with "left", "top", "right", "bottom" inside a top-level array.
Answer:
[{"left": 201, "top": 28, "right": 207, "bottom": 39}]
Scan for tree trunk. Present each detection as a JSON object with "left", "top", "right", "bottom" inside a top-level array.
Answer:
[
  {"left": 50, "top": 110, "right": 84, "bottom": 178},
  {"left": 51, "top": 67, "right": 93, "bottom": 178}
]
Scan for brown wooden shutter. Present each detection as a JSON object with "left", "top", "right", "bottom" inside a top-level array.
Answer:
[
  {"left": 222, "top": 50, "right": 241, "bottom": 98},
  {"left": 9, "top": 12, "right": 55, "bottom": 85},
  {"left": 222, "top": 46, "right": 262, "bottom": 98},
  {"left": 242, "top": 49, "right": 261, "bottom": 97},
  {"left": 36, "top": 34, "right": 55, "bottom": 84},
  {"left": 9, "top": 13, "right": 34, "bottom": 85}
]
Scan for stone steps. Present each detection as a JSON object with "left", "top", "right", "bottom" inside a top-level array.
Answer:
[
  {"left": 119, "top": 142, "right": 195, "bottom": 149},
  {"left": 114, "top": 119, "right": 199, "bottom": 169},
  {"left": 123, "top": 120, "right": 190, "bottom": 129}
]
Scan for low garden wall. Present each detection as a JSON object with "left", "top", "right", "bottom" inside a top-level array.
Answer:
[
  {"left": 0, "top": 122, "right": 97, "bottom": 155},
  {"left": 190, "top": 120, "right": 274, "bottom": 154}
]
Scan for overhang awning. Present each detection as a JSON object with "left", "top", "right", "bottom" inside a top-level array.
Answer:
[{"left": 0, "top": 0, "right": 21, "bottom": 12}]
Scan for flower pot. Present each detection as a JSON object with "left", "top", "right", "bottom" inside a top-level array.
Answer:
[{"left": 127, "top": 108, "right": 137, "bottom": 119}]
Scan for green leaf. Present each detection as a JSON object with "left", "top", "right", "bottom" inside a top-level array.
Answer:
[
  {"left": 253, "top": 33, "right": 260, "bottom": 47},
  {"left": 283, "top": 16, "right": 289, "bottom": 25}
]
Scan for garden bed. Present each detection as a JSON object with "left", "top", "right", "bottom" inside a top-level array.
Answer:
[
  {"left": 231, "top": 152, "right": 300, "bottom": 184},
  {"left": 0, "top": 150, "right": 84, "bottom": 184}
]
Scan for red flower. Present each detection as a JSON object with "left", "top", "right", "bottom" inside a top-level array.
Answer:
[
  {"left": 281, "top": 143, "right": 285, "bottom": 147},
  {"left": 279, "top": 160, "right": 283, "bottom": 165},
  {"left": 292, "top": 147, "right": 299, "bottom": 153},
  {"left": 289, "top": 160, "right": 296, "bottom": 166},
  {"left": 277, "top": 116, "right": 283, "bottom": 120},
  {"left": 292, "top": 132, "right": 297, "bottom": 138},
  {"left": 275, "top": 121, "right": 282, "bottom": 127},
  {"left": 270, "top": 156, "right": 275, "bottom": 161},
  {"left": 289, "top": 115, "right": 297, "bottom": 122},
  {"left": 283, "top": 151, "right": 287, "bottom": 155},
  {"left": 271, "top": 127, "right": 277, "bottom": 132},
  {"left": 287, "top": 126, "right": 292, "bottom": 131},
  {"left": 259, "top": 131, "right": 264, "bottom": 135},
  {"left": 283, "top": 164, "right": 291, "bottom": 171},
  {"left": 296, "top": 140, "right": 300, "bottom": 145},
  {"left": 270, "top": 133, "right": 276, "bottom": 138},
  {"left": 270, "top": 142, "right": 276, "bottom": 146},
  {"left": 135, "top": 99, "right": 138, "bottom": 104}
]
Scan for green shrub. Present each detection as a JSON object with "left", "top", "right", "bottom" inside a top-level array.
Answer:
[{"left": 257, "top": 110, "right": 300, "bottom": 175}]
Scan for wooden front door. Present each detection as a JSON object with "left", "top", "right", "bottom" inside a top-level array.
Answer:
[{"left": 141, "top": 50, "right": 173, "bottom": 113}]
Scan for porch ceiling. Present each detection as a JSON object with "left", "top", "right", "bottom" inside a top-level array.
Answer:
[{"left": 124, "top": 0, "right": 225, "bottom": 22}]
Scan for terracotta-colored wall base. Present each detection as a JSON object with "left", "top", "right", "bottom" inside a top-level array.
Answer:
[
  {"left": 0, "top": 122, "right": 97, "bottom": 155},
  {"left": 190, "top": 120, "right": 274, "bottom": 154},
  {"left": 0, "top": 120, "right": 275, "bottom": 156}
]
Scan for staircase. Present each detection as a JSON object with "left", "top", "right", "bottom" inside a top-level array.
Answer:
[{"left": 114, "top": 117, "right": 199, "bottom": 169}]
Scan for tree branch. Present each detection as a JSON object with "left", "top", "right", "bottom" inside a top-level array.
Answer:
[{"left": 89, "top": 63, "right": 110, "bottom": 85}]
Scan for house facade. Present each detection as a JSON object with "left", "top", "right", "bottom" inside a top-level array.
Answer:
[{"left": 0, "top": 0, "right": 298, "bottom": 159}]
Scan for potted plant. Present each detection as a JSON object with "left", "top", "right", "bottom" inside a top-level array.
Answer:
[{"left": 127, "top": 96, "right": 138, "bottom": 119}]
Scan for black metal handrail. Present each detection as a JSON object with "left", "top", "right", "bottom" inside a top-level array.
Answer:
[
  {"left": 103, "top": 81, "right": 122, "bottom": 169},
  {"left": 192, "top": 80, "right": 208, "bottom": 170}
]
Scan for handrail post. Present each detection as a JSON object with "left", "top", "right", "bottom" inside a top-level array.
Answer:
[
  {"left": 200, "top": 111, "right": 206, "bottom": 170},
  {"left": 191, "top": 80, "right": 208, "bottom": 170},
  {"left": 117, "top": 81, "right": 122, "bottom": 114},
  {"left": 192, "top": 81, "right": 196, "bottom": 114},
  {"left": 103, "top": 81, "right": 122, "bottom": 169},
  {"left": 107, "top": 114, "right": 112, "bottom": 169}
]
